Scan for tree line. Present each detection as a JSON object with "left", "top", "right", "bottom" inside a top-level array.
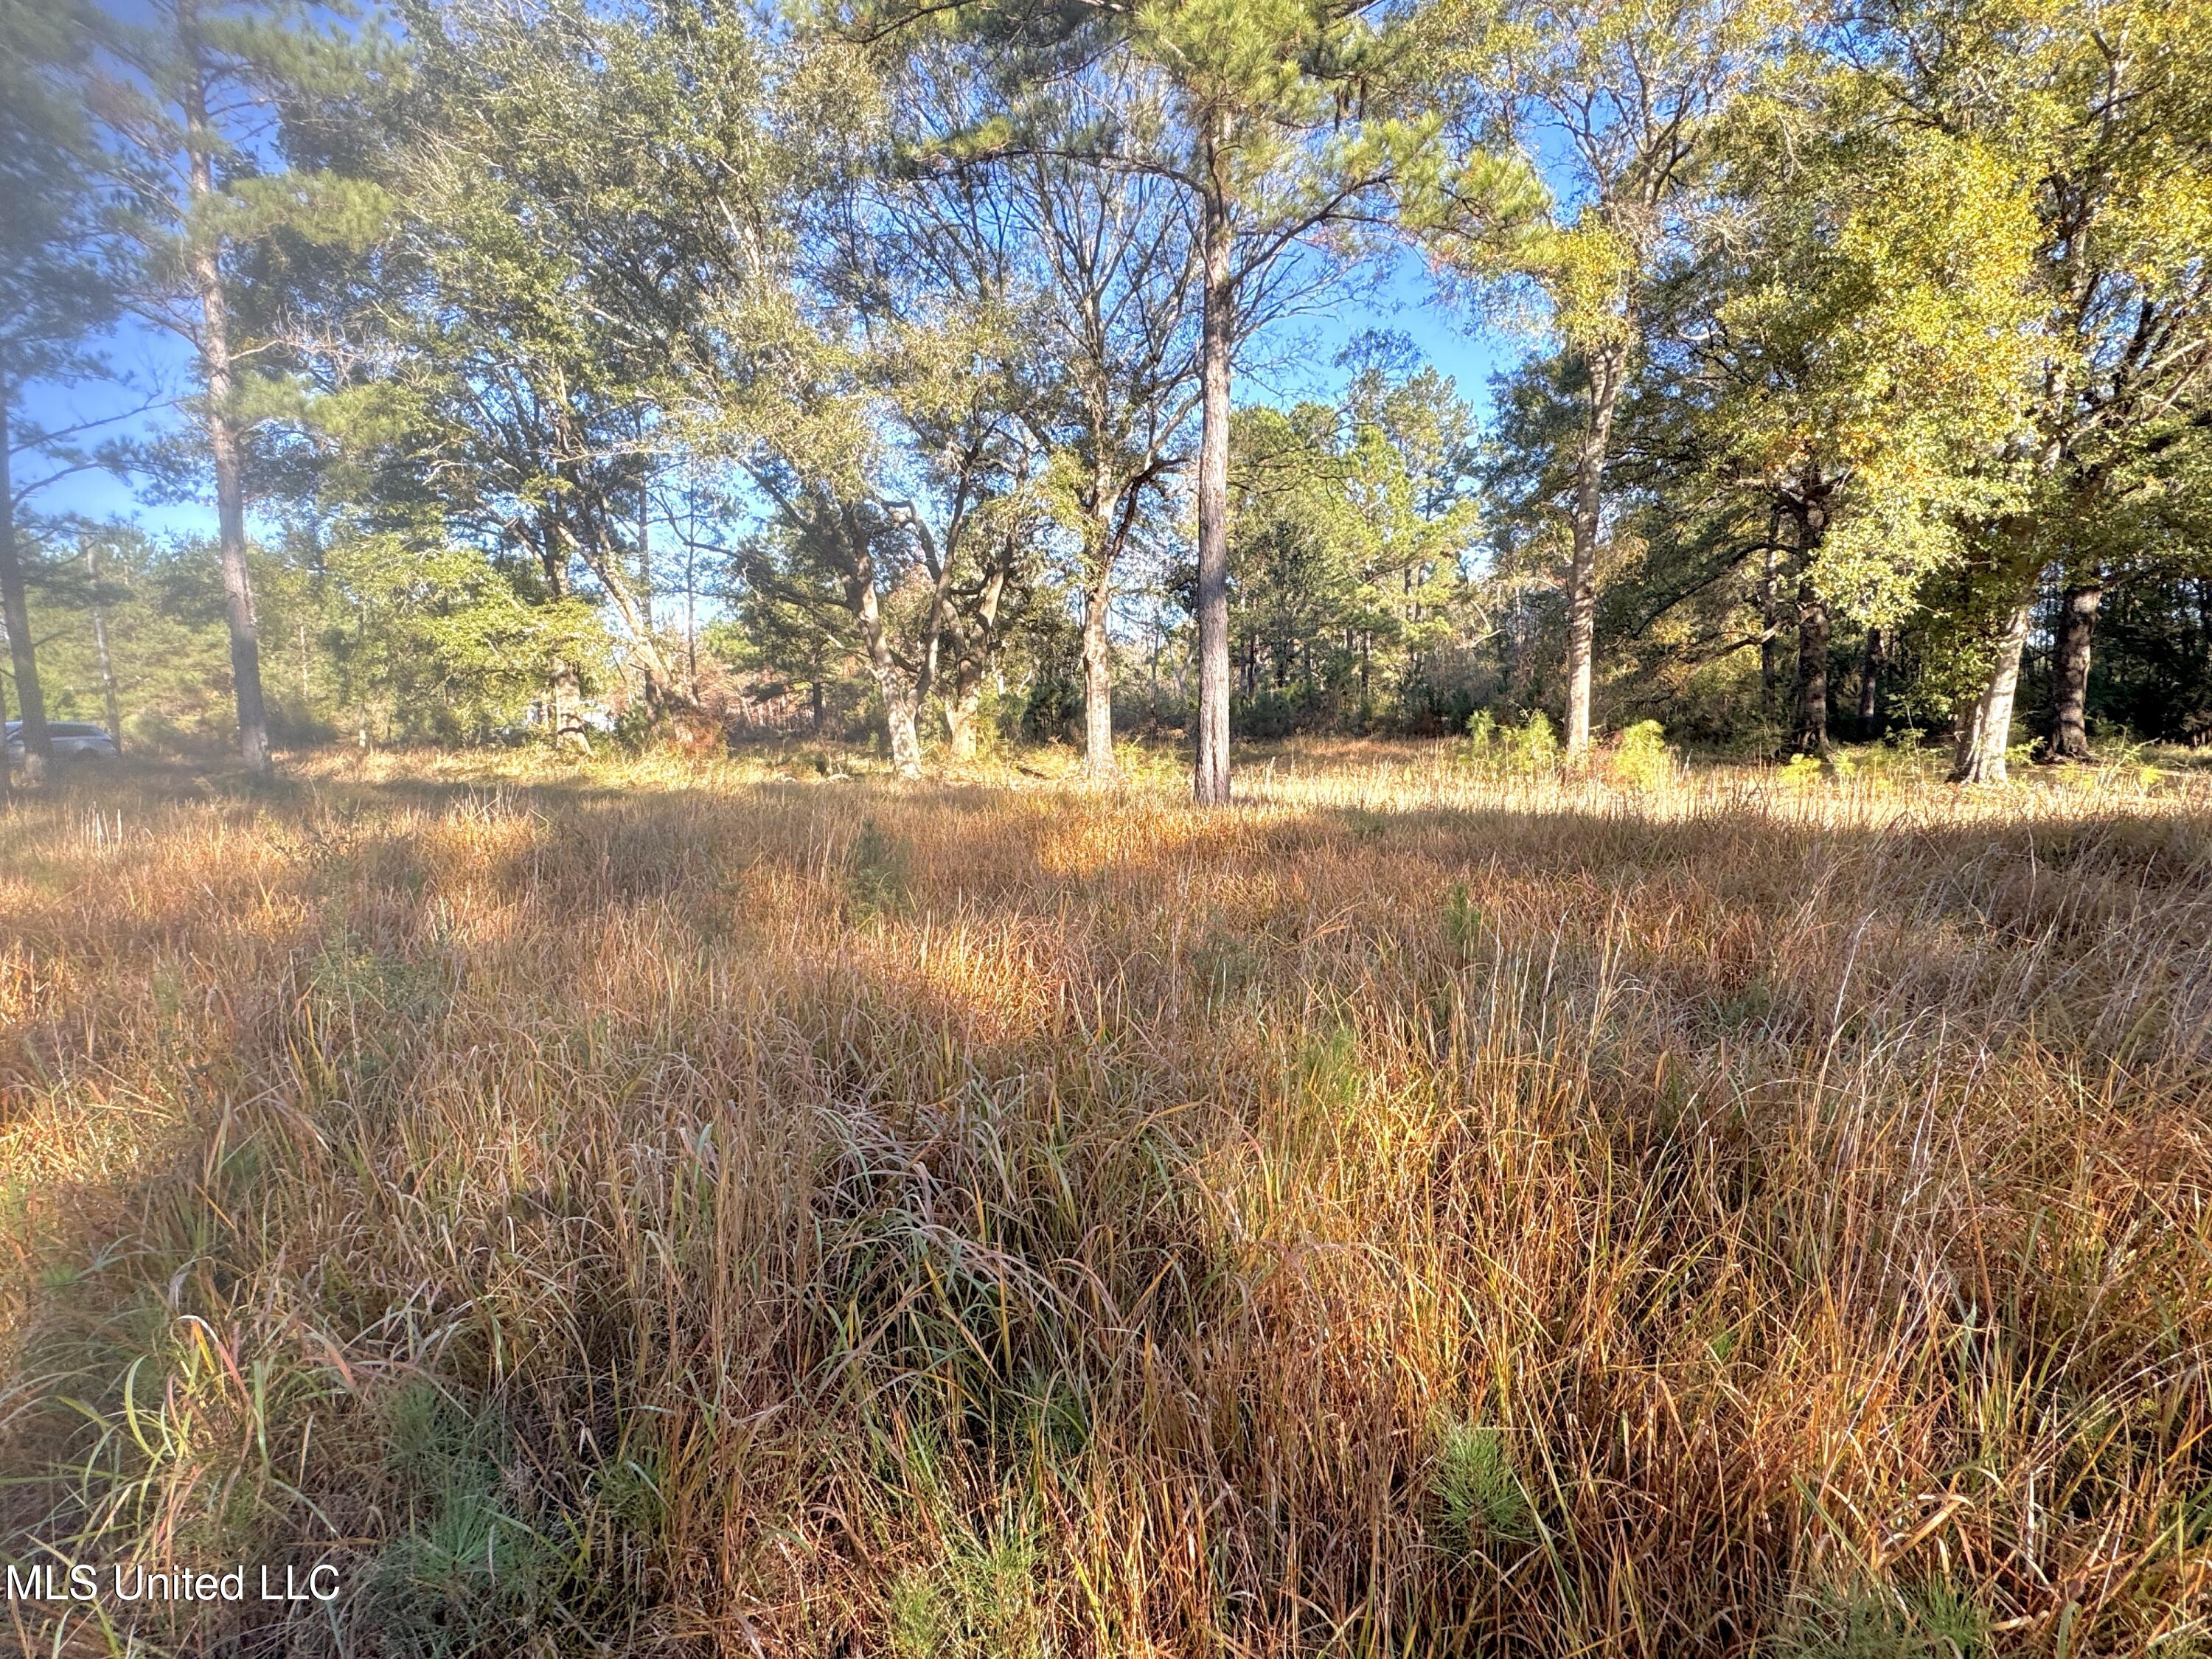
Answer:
[{"left": 4, "top": 0, "right": 2209, "bottom": 801}]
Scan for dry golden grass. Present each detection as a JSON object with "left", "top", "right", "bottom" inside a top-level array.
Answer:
[{"left": 1, "top": 740, "right": 2208, "bottom": 1657}]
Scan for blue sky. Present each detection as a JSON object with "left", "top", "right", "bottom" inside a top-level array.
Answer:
[
  {"left": 1261, "top": 248, "right": 1520, "bottom": 406},
  {"left": 19, "top": 315, "right": 204, "bottom": 536}
]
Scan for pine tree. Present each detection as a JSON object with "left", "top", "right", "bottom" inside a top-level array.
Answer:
[
  {"left": 855, "top": 0, "right": 1539, "bottom": 801},
  {"left": 100, "top": 0, "right": 388, "bottom": 773}
]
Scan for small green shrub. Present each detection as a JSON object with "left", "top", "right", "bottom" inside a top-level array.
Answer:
[
  {"left": 1443, "top": 881, "right": 1483, "bottom": 956},
  {"left": 886, "top": 1513, "right": 1048, "bottom": 1659},
  {"left": 312, "top": 928, "right": 439, "bottom": 1012},
  {"left": 888, "top": 1569, "right": 953, "bottom": 1659},
  {"left": 1294, "top": 1016, "right": 1363, "bottom": 1116},
  {"left": 1781, "top": 751, "right": 1827, "bottom": 787},
  {"left": 1776, "top": 1582, "right": 1989, "bottom": 1659},
  {"left": 1465, "top": 709, "right": 1560, "bottom": 776},
  {"left": 1020, "top": 674, "right": 1082, "bottom": 742},
  {"left": 1194, "top": 932, "right": 1265, "bottom": 1008},
  {"left": 1432, "top": 1419, "right": 1534, "bottom": 1558},
  {"left": 358, "top": 1385, "right": 561, "bottom": 1658},
  {"left": 1610, "top": 720, "right": 1674, "bottom": 791},
  {"left": 1511, "top": 711, "right": 1559, "bottom": 772}
]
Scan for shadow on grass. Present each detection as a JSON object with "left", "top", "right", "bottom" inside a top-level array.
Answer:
[{"left": 1, "top": 765, "right": 2208, "bottom": 1655}]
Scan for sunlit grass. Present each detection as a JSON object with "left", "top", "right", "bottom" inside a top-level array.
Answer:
[{"left": 1, "top": 740, "right": 2207, "bottom": 1655}]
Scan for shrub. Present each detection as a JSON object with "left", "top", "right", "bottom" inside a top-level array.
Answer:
[
  {"left": 846, "top": 818, "right": 908, "bottom": 920},
  {"left": 1465, "top": 709, "right": 1560, "bottom": 775},
  {"left": 1018, "top": 674, "right": 1082, "bottom": 742},
  {"left": 1432, "top": 1420, "right": 1534, "bottom": 1559},
  {"left": 1610, "top": 719, "right": 1674, "bottom": 791},
  {"left": 1781, "top": 751, "right": 1828, "bottom": 787},
  {"left": 1776, "top": 1582, "right": 1989, "bottom": 1658},
  {"left": 1512, "top": 710, "right": 1560, "bottom": 771}
]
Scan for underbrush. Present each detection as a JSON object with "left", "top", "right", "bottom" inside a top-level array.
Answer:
[{"left": 1, "top": 748, "right": 2208, "bottom": 1655}]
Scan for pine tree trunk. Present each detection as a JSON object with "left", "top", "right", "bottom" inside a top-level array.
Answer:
[
  {"left": 2046, "top": 582, "right": 2101, "bottom": 762},
  {"left": 1857, "top": 626, "right": 1882, "bottom": 739},
  {"left": 183, "top": 43, "right": 270, "bottom": 775},
  {"left": 636, "top": 473, "right": 653, "bottom": 633},
  {"left": 1192, "top": 116, "right": 1234, "bottom": 808},
  {"left": 88, "top": 543, "right": 123, "bottom": 752},
  {"left": 1565, "top": 338, "right": 1625, "bottom": 758},
  {"left": 1950, "top": 589, "right": 2034, "bottom": 785},
  {"left": 0, "top": 377, "right": 53, "bottom": 784},
  {"left": 683, "top": 508, "right": 699, "bottom": 700}
]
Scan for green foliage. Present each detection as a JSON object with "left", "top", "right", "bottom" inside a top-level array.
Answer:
[
  {"left": 1431, "top": 1419, "right": 1535, "bottom": 1558},
  {"left": 101, "top": 0, "right": 399, "bottom": 453},
  {"left": 1516, "top": 709, "right": 1560, "bottom": 769},
  {"left": 16, "top": 522, "right": 611, "bottom": 751},
  {"left": 1466, "top": 708, "right": 1561, "bottom": 774},
  {"left": 21, "top": 528, "right": 251, "bottom": 748},
  {"left": 1776, "top": 1582, "right": 1989, "bottom": 1659},
  {"left": 886, "top": 1516, "right": 1048, "bottom": 1659},
  {"left": 1018, "top": 671, "right": 1082, "bottom": 743},
  {"left": 1227, "top": 347, "right": 1485, "bottom": 731},
  {"left": 1694, "top": 114, "right": 2045, "bottom": 629},
  {"left": 9, "top": 0, "right": 2211, "bottom": 776},
  {"left": 323, "top": 534, "right": 611, "bottom": 742},
  {"left": 1443, "top": 880, "right": 1485, "bottom": 955},
  {"left": 0, "top": 0, "right": 116, "bottom": 392},
  {"left": 1293, "top": 1015, "right": 1363, "bottom": 1116},
  {"left": 1419, "top": 0, "right": 1788, "bottom": 319},
  {"left": 358, "top": 1383, "right": 565, "bottom": 1659},
  {"left": 1609, "top": 717, "right": 1672, "bottom": 790}
]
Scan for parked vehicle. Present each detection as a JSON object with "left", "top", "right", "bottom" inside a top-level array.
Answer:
[{"left": 4, "top": 721, "right": 120, "bottom": 765}]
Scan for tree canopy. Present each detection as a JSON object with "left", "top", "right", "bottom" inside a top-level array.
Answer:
[{"left": 3, "top": 0, "right": 2209, "bottom": 784}]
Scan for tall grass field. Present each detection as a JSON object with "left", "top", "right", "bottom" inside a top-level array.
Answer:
[{"left": 2, "top": 744, "right": 2208, "bottom": 1656}]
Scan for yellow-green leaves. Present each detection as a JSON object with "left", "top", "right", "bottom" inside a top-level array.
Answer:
[
  {"left": 1695, "top": 111, "right": 2045, "bottom": 622},
  {"left": 1530, "top": 213, "right": 1636, "bottom": 349}
]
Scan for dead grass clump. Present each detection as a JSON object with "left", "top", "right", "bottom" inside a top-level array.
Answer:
[{"left": 0, "top": 748, "right": 2207, "bottom": 1655}]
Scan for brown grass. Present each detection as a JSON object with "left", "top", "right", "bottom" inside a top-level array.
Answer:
[{"left": 1, "top": 741, "right": 2208, "bottom": 1657}]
